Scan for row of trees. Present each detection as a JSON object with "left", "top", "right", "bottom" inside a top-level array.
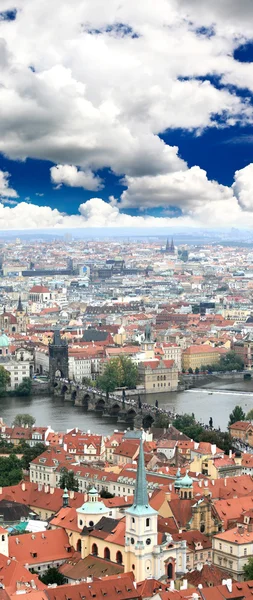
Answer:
[{"left": 97, "top": 356, "right": 138, "bottom": 396}]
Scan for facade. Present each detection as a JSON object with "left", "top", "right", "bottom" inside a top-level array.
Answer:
[
  {"left": 29, "top": 285, "right": 51, "bottom": 303},
  {"left": 0, "top": 332, "right": 31, "bottom": 390},
  {"left": 213, "top": 523, "right": 253, "bottom": 581},
  {"left": 182, "top": 345, "right": 221, "bottom": 370},
  {"left": 49, "top": 329, "right": 68, "bottom": 382},
  {"left": 138, "top": 359, "right": 178, "bottom": 393},
  {"left": 229, "top": 420, "right": 253, "bottom": 446}
]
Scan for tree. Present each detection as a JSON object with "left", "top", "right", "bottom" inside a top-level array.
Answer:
[
  {"left": 119, "top": 356, "right": 138, "bottom": 389},
  {"left": 0, "top": 366, "right": 10, "bottom": 395},
  {"left": 198, "top": 429, "right": 233, "bottom": 455},
  {"left": 195, "top": 367, "right": 200, "bottom": 374},
  {"left": 59, "top": 467, "right": 79, "bottom": 491},
  {"left": 21, "top": 442, "right": 46, "bottom": 470},
  {"left": 153, "top": 413, "right": 170, "bottom": 429},
  {"left": 12, "top": 414, "right": 35, "bottom": 427},
  {"left": 100, "top": 489, "right": 115, "bottom": 498},
  {"left": 243, "top": 557, "right": 253, "bottom": 580},
  {"left": 216, "top": 351, "right": 244, "bottom": 373},
  {"left": 246, "top": 409, "right": 253, "bottom": 421},
  {"left": 82, "top": 377, "right": 95, "bottom": 386},
  {"left": 15, "top": 378, "right": 32, "bottom": 397},
  {"left": 172, "top": 413, "right": 203, "bottom": 440},
  {"left": 188, "top": 367, "right": 193, "bottom": 374},
  {"left": 0, "top": 454, "right": 23, "bottom": 486},
  {"left": 97, "top": 356, "right": 138, "bottom": 396},
  {"left": 39, "top": 567, "right": 66, "bottom": 586},
  {"left": 228, "top": 405, "right": 246, "bottom": 426}
]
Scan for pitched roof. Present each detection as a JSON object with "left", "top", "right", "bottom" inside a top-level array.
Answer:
[{"left": 9, "top": 529, "right": 73, "bottom": 565}]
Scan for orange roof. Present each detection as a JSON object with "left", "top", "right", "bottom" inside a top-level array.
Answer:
[{"left": 9, "top": 529, "right": 73, "bottom": 565}]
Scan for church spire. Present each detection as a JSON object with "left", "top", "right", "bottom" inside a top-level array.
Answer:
[
  {"left": 17, "top": 295, "right": 23, "bottom": 312},
  {"left": 133, "top": 437, "right": 149, "bottom": 508}
]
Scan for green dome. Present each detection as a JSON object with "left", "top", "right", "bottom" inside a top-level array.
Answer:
[
  {"left": 0, "top": 333, "right": 9, "bottom": 348},
  {"left": 180, "top": 472, "right": 193, "bottom": 488},
  {"left": 174, "top": 468, "right": 182, "bottom": 488}
]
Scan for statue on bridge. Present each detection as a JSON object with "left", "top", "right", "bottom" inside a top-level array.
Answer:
[{"left": 144, "top": 322, "right": 152, "bottom": 342}]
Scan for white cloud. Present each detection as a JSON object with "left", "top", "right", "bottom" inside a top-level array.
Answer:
[
  {"left": 50, "top": 164, "right": 103, "bottom": 191},
  {"left": 0, "top": 186, "right": 252, "bottom": 230},
  {"left": 0, "top": 0, "right": 252, "bottom": 183},
  {"left": 233, "top": 164, "right": 253, "bottom": 211},
  {"left": 0, "top": 170, "right": 18, "bottom": 200},
  {"left": 120, "top": 166, "right": 233, "bottom": 211}
]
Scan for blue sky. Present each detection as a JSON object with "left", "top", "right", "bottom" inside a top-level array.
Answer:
[{"left": 1, "top": 1, "right": 253, "bottom": 229}]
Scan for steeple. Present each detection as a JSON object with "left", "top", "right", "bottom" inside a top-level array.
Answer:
[
  {"left": 17, "top": 295, "right": 23, "bottom": 313},
  {"left": 165, "top": 238, "right": 170, "bottom": 252},
  {"left": 133, "top": 437, "right": 149, "bottom": 508},
  {"left": 170, "top": 238, "right": 175, "bottom": 254}
]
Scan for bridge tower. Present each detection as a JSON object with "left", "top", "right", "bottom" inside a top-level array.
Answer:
[{"left": 49, "top": 328, "right": 68, "bottom": 384}]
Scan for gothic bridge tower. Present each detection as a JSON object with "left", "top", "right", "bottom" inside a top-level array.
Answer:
[{"left": 49, "top": 329, "right": 68, "bottom": 384}]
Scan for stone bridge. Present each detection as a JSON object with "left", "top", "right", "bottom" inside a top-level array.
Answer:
[{"left": 53, "top": 378, "right": 163, "bottom": 428}]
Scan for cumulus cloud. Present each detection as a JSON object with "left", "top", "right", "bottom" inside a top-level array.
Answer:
[
  {"left": 50, "top": 164, "right": 103, "bottom": 191},
  {"left": 0, "top": 170, "right": 18, "bottom": 201},
  {"left": 233, "top": 164, "right": 253, "bottom": 211},
  {"left": 120, "top": 166, "right": 233, "bottom": 211},
  {"left": 0, "top": 0, "right": 252, "bottom": 183}
]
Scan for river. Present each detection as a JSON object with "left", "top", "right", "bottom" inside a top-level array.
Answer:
[{"left": 1, "top": 379, "right": 253, "bottom": 433}]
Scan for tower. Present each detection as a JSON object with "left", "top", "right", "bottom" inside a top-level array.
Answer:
[
  {"left": 170, "top": 238, "right": 175, "bottom": 254},
  {"left": 16, "top": 296, "right": 28, "bottom": 333},
  {"left": 125, "top": 437, "right": 158, "bottom": 581},
  {"left": 165, "top": 238, "right": 170, "bottom": 253},
  {"left": 49, "top": 328, "right": 68, "bottom": 384}
]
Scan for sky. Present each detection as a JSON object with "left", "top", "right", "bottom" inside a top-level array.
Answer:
[{"left": 1, "top": 1, "right": 253, "bottom": 229}]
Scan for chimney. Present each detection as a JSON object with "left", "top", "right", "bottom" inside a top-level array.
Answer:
[
  {"left": 224, "top": 478, "right": 227, "bottom": 487},
  {"left": 21, "top": 482, "right": 26, "bottom": 492},
  {"left": 44, "top": 484, "right": 49, "bottom": 493},
  {"left": 69, "top": 490, "right": 75, "bottom": 499},
  {"left": 50, "top": 486, "right": 54, "bottom": 494},
  {"left": 226, "top": 580, "right": 232, "bottom": 593},
  {"left": 229, "top": 450, "right": 232, "bottom": 458},
  {"left": 38, "top": 484, "right": 42, "bottom": 492},
  {"left": 169, "top": 581, "right": 174, "bottom": 591}
]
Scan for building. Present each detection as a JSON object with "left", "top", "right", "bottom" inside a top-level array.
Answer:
[
  {"left": 229, "top": 421, "right": 253, "bottom": 446},
  {"left": 213, "top": 523, "right": 253, "bottom": 581},
  {"left": 29, "top": 285, "right": 51, "bottom": 303},
  {"left": 138, "top": 359, "right": 179, "bottom": 393},
  {"left": 0, "top": 332, "right": 31, "bottom": 390},
  {"left": 182, "top": 345, "right": 221, "bottom": 371},
  {"left": 0, "top": 298, "right": 29, "bottom": 334}
]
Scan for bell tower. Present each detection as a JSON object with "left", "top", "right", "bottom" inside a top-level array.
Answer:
[
  {"left": 16, "top": 296, "right": 28, "bottom": 333},
  {"left": 125, "top": 437, "right": 158, "bottom": 582}
]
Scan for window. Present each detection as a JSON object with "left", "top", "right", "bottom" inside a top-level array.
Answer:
[
  {"left": 146, "top": 518, "right": 150, "bottom": 527},
  {"left": 92, "top": 543, "right": 98, "bottom": 556},
  {"left": 230, "top": 547, "right": 233, "bottom": 554},
  {"left": 244, "top": 548, "right": 247, "bottom": 556},
  {"left": 116, "top": 551, "right": 123, "bottom": 565},
  {"left": 104, "top": 547, "right": 110, "bottom": 560},
  {"left": 146, "top": 538, "right": 151, "bottom": 545},
  {"left": 131, "top": 537, "right": 134, "bottom": 545},
  {"left": 1, "top": 536, "right": 4, "bottom": 542},
  {"left": 219, "top": 543, "right": 222, "bottom": 550}
]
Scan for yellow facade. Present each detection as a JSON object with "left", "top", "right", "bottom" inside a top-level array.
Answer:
[{"left": 182, "top": 349, "right": 219, "bottom": 370}]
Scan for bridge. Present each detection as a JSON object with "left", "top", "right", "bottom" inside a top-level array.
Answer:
[{"left": 53, "top": 378, "right": 167, "bottom": 428}]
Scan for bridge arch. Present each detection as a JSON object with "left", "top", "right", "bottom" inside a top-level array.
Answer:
[
  {"left": 126, "top": 408, "right": 136, "bottom": 421},
  {"left": 110, "top": 403, "right": 121, "bottom": 417},
  {"left": 82, "top": 394, "right": 90, "bottom": 411},
  {"left": 143, "top": 413, "right": 154, "bottom": 429},
  {"left": 95, "top": 398, "right": 105, "bottom": 411}
]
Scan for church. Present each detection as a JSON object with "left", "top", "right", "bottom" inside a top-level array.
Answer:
[
  {"left": 51, "top": 439, "right": 187, "bottom": 582},
  {"left": 0, "top": 297, "right": 29, "bottom": 334}
]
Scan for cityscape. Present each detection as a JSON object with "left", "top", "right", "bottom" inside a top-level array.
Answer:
[{"left": 1, "top": 0, "right": 253, "bottom": 599}]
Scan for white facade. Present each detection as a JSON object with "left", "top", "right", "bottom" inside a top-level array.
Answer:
[{"left": 5, "top": 361, "right": 30, "bottom": 390}]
